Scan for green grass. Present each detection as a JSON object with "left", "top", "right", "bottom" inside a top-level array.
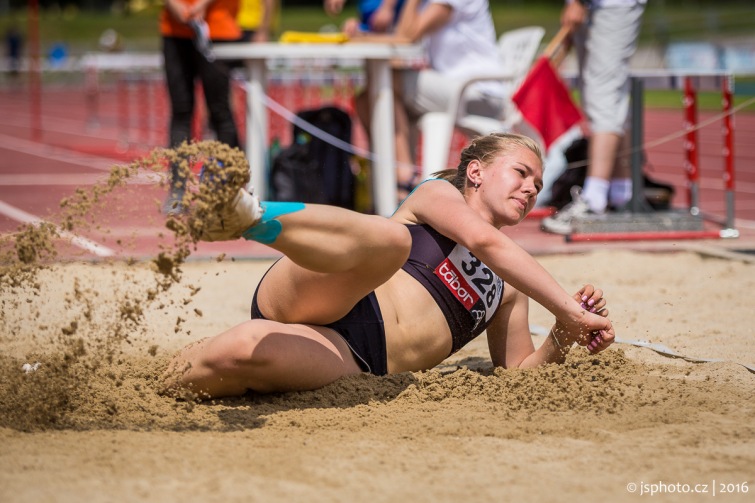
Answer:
[
  {"left": 2, "top": 2, "right": 754, "bottom": 112},
  {"left": 3, "top": 2, "right": 755, "bottom": 51},
  {"left": 642, "top": 89, "right": 755, "bottom": 109}
]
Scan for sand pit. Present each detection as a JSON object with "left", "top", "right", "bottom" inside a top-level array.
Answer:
[
  {"left": 1, "top": 250, "right": 753, "bottom": 502},
  {"left": 1, "top": 144, "right": 753, "bottom": 502}
]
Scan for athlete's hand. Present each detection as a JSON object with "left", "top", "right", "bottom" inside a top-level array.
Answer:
[
  {"left": 553, "top": 313, "right": 614, "bottom": 355},
  {"left": 553, "top": 284, "right": 614, "bottom": 354},
  {"left": 574, "top": 284, "right": 608, "bottom": 317},
  {"left": 574, "top": 284, "right": 614, "bottom": 354},
  {"left": 586, "top": 326, "right": 614, "bottom": 354}
]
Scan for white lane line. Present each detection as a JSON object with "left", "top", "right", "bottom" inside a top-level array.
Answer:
[
  {"left": 0, "top": 132, "right": 121, "bottom": 171},
  {"left": 0, "top": 133, "right": 168, "bottom": 186},
  {"left": 0, "top": 112, "right": 124, "bottom": 143},
  {"left": 0, "top": 173, "right": 106, "bottom": 185},
  {"left": 0, "top": 172, "right": 165, "bottom": 186},
  {"left": 0, "top": 200, "right": 115, "bottom": 257}
]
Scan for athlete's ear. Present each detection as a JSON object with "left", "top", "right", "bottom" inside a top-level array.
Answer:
[{"left": 466, "top": 159, "right": 483, "bottom": 188}]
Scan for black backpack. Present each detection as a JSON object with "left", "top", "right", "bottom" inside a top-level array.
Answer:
[
  {"left": 270, "top": 106, "right": 355, "bottom": 210},
  {"left": 546, "top": 138, "right": 675, "bottom": 211},
  {"left": 547, "top": 138, "right": 589, "bottom": 210}
]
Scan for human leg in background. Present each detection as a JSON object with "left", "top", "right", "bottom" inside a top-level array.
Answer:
[
  {"left": 163, "top": 196, "right": 411, "bottom": 398},
  {"left": 392, "top": 77, "right": 419, "bottom": 200},
  {"left": 581, "top": 3, "right": 644, "bottom": 213},
  {"left": 162, "top": 36, "right": 198, "bottom": 213},
  {"left": 607, "top": 132, "right": 633, "bottom": 210},
  {"left": 580, "top": 131, "right": 621, "bottom": 213},
  {"left": 197, "top": 42, "right": 239, "bottom": 149},
  {"left": 541, "top": 2, "right": 644, "bottom": 234},
  {"left": 354, "top": 69, "right": 418, "bottom": 203}
]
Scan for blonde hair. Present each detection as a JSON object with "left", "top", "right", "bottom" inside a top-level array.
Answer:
[{"left": 432, "top": 132, "right": 543, "bottom": 192}]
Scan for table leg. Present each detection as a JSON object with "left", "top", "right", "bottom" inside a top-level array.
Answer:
[
  {"left": 367, "top": 59, "right": 397, "bottom": 217},
  {"left": 245, "top": 59, "right": 268, "bottom": 199}
]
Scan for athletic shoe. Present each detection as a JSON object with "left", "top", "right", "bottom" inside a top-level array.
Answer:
[
  {"left": 200, "top": 187, "right": 263, "bottom": 242},
  {"left": 541, "top": 187, "right": 594, "bottom": 235}
]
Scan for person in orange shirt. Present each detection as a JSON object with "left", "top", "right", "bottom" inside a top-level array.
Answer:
[{"left": 160, "top": 0, "right": 242, "bottom": 214}]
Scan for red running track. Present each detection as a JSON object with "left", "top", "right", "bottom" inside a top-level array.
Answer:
[{"left": 1, "top": 82, "right": 754, "bottom": 262}]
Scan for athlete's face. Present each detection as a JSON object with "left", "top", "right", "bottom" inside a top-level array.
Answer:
[{"left": 480, "top": 147, "right": 543, "bottom": 226}]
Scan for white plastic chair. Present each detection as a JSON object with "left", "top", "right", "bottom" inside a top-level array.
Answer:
[{"left": 418, "top": 26, "right": 546, "bottom": 180}]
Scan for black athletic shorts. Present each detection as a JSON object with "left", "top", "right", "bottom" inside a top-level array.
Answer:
[{"left": 250, "top": 289, "right": 388, "bottom": 376}]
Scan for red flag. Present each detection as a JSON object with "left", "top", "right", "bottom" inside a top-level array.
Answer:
[{"left": 512, "top": 56, "right": 582, "bottom": 150}]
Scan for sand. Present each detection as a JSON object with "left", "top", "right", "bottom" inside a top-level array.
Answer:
[
  {"left": 0, "top": 249, "right": 753, "bottom": 503},
  {"left": 0, "top": 143, "right": 753, "bottom": 502}
]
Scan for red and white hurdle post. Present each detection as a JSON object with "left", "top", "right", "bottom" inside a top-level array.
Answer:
[
  {"left": 683, "top": 76, "right": 700, "bottom": 215},
  {"left": 721, "top": 74, "right": 737, "bottom": 235}
]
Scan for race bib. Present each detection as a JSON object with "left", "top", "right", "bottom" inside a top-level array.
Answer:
[{"left": 434, "top": 245, "right": 503, "bottom": 328}]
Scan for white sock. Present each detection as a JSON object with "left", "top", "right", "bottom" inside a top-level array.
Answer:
[
  {"left": 581, "top": 177, "right": 610, "bottom": 213},
  {"left": 609, "top": 178, "right": 633, "bottom": 209}
]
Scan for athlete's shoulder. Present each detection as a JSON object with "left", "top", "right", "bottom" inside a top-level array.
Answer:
[{"left": 411, "top": 178, "right": 461, "bottom": 199}]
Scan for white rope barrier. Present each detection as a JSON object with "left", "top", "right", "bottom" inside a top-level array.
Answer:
[
  {"left": 529, "top": 324, "right": 755, "bottom": 373},
  {"left": 255, "top": 83, "right": 755, "bottom": 179},
  {"left": 258, "top": 87, "right": 421, "bottom": 175},
  {"left": 564, "top": 95, "right": 755, "bottom": 171}
]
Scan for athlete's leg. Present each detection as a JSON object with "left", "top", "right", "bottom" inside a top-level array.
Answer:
[
  {"left": 199, "top": 185, "right": 410, "bottom": 324},
  {"left": 162, "top": 319, "right": 363, "bottom": 399},
  {"left": 197, "top": 52, "right": 239, "bottom": 149},
  {"left": 254, "top": 204, "right": 411, "bottom": 325}
]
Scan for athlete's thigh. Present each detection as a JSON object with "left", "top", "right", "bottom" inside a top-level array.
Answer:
[
  {"left": 255, "top": 257, "right": 388, "bottom": 325},
  {"left": 246, "top": 320, "right": 364, "bottom": 392}
]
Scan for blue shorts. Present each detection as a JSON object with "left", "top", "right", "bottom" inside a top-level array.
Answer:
[{"left": 250, "top": 287, "right": 388, "bottom": 376}]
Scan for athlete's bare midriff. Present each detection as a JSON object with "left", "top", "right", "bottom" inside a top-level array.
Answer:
[{"left": 376, "top": 269, "right": 454, "bottom": 373}]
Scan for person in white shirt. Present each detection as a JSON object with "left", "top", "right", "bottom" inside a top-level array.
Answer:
[{"left": 352, "top": 0, "right": 506, "bottom": 201}]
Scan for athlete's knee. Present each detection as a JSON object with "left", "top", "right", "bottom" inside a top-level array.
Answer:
[
  {"left": 203, "top": 320, "right": 278, "bottom": 373},
  {"left": 373, "top": 217, "right": 411, "bottom": 266}
]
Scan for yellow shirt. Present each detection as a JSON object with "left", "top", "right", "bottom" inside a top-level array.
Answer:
[{"left": 237, "top": 0, "right": 264, "bottom": 31}]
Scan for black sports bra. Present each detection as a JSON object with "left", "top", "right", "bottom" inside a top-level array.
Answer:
[{"left": 400, "top": 224, "right": 504, "bottom": 355}]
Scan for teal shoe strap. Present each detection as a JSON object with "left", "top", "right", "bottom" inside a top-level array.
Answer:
[{"left": 242, "top": 201, "right": 305, "bottom": 244}]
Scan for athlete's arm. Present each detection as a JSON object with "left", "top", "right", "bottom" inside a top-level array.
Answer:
[
  {"left": 349, "top": 0, "right": 451, "bottom": 43},
  {"left": 487, "top": 283, "right": 612, "bottom": 368},
  {"left": 485, "top": 286, "right": 536, "bottom": 368},
  {"left": 396, "top": 180, "right": 613, "bottom": 344}
]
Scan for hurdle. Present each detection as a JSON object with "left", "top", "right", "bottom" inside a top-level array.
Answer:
[
  {"left": 81, "top": 52, "right": 165, "bottom": 151},
  {"left": 567, "top": 70, "right": 740, "bottom": 243},
  {"left": 81, "top": 51, "right": 369, "bottom": 159}
]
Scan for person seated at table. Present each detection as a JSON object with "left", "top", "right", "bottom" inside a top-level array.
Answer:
[
  {"left": 350, "top": 0, "right": 506, "bottom": 202},
  {"left": 324, "top": 0, "right": 406, "bottom": 37}
]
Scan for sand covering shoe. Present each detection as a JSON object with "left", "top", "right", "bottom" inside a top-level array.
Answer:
[{"left": 199, "top": 187, "right": 263, "bottom": 242}]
